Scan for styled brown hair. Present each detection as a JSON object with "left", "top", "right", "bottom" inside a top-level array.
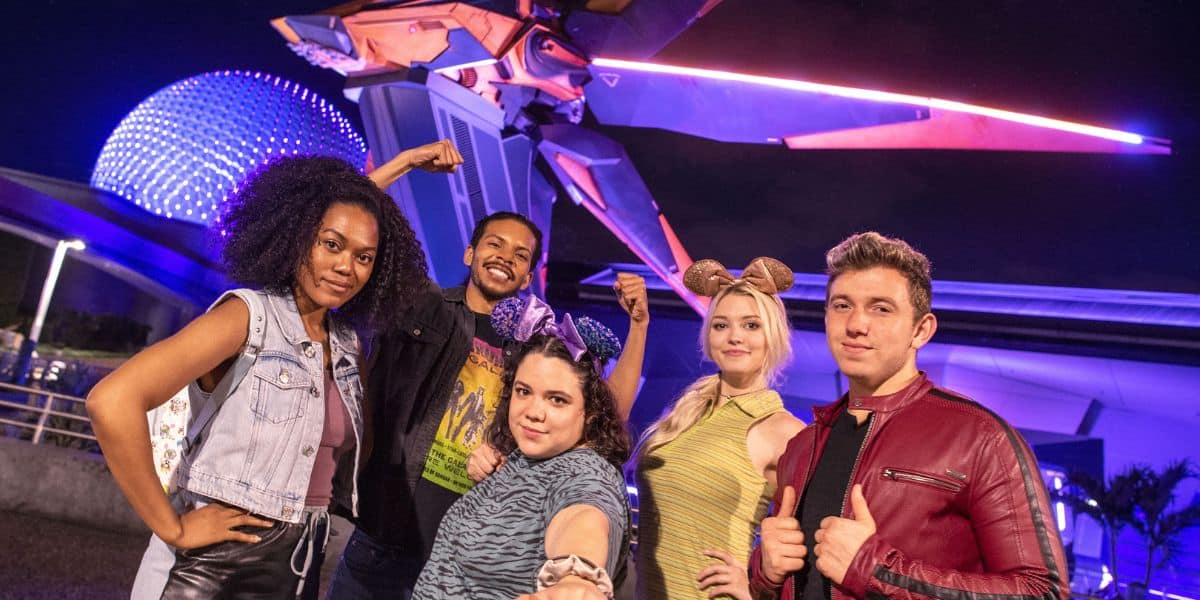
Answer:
[
  {"left": 486, "top": 334, "right": 631, "bottom": 468},
  {"left": 825, "top": 231, "right": 933, "bottom": 317}
]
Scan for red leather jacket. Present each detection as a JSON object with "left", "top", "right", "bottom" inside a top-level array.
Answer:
[{"left": 750, "top": 374, "right": 1070, "bottom": 600}]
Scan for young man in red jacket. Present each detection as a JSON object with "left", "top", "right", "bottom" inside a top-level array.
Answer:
[{"left": 750, "top": 232, "right": 1070, "bottom": 600}]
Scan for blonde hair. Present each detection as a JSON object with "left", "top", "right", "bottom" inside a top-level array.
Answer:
[{"left": 638, "top": 283, "right": 792, "bottom": 457}]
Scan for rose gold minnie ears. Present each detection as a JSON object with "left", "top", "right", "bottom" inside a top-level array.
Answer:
[
  {"left": 682, "top": 259, "right": 734, "bottom": 297},
  {"left": 682, "top": 257, "right": 795, "bottom": 297},
  {"left": 743, "top": 257, "right": 795, "bottom": 295}
]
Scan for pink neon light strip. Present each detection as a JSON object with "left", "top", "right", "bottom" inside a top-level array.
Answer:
[{"left": 592, "top": 57, "right": 1149, "bottom": 146}]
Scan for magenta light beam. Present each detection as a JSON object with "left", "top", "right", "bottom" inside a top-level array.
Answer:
[{"left": 592, "top": 57, "right": 1167, "bottom": 150}]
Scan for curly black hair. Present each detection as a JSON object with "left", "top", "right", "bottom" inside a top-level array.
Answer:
[
  {"left": 218, "top": 155, "right": 428, "bottom": 329},
  {"left": 486, "top": 335, "right": 631, "bottom": 468}
]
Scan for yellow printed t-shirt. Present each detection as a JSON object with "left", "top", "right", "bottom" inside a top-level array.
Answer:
[{"left": 420, "top": 317, "right": 505, "bottom": 494}]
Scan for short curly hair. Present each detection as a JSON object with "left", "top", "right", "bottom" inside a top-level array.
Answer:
[
  {"left": 218, "top": 155, "right": 428, "bottom": 329},
  {"left": 486, "top": 335, "right": 631, "bottom": 468}
]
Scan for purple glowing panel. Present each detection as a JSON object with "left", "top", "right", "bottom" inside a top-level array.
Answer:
[
  {"left": 588, "top": 59, "right": 1169, "bottom": 154},
  {"left": 922, "top": 279, "right": 1200, "bottom": 328},
  {"left": 582, "top": 264, "right": 1200, "bottom": 328},
  {"left": 91, "top": 70, "right": 367, "bottom": 226},
  {"left": 585, "top": 61, "right": 927, "bottom": 144}
]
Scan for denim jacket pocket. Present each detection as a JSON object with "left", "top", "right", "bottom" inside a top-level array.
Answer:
[{"left": 250, "top": 355, "right": 312, "bottom": 424}]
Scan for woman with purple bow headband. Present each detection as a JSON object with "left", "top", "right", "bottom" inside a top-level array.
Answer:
[
  {"left": 635, "top": 257, "right": 807, "bottom": 600},
  {"left": 413, "top": 296, "right": 632, "bottom": 600}
]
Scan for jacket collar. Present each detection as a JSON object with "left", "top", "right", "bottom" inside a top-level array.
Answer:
[
  {"left": 812, "top": 372, "right": 932, "bottom": 427},
  {"left": 266, "top": 291, "right": 358, "bottom": 356},
  {"left": 329, "top": 319, "right": 358, "bottom": 357},
  {"left": 443, "top": 285, "right": 467, "bottom": 303}
]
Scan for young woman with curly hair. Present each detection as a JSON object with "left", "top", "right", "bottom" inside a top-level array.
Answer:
[
  {"left": 414, "top": 331, "right": 632, "bottom": 600},
  {"left": 88, "top": 141, "right": 461, "bottom": 599}
]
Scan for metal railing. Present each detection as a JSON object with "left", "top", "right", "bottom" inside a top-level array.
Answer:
[{"left": 0, "top": 381, "right": 95, "bottom": 445}]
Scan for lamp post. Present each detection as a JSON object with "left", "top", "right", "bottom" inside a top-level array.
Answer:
[{"left": 15, "top": 239, "right": 85, "bottom": 385}]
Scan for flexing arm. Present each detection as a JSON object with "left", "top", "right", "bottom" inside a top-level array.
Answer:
[
  {"left": 367, "top": 139, "right": 463, "bottom": 188},
  {"left": 605, "top": 272, "right": 648, "bottom": 420},
  {"left": 86, "top": 298, "right": 272, "bottom": 548}
]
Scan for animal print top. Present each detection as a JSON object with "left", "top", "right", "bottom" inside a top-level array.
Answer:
[{"left": 412, "top": 447, "right": 629, "bottom": 599}]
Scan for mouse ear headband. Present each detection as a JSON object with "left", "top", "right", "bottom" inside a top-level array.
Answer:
[
  {"left": 682, "top": 257, "right": 795, "bottom": 297},
  {"left": 491, "top": 296, "right": 621, "bottom": 371}
]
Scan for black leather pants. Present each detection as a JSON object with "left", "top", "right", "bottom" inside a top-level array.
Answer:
[{"left": 161, "top": 510, "right": 329, "bottom": 600}]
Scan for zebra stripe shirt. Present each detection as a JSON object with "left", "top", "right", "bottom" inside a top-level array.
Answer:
[{"left": 413, "top": 447, "right": 630, "bottom": 599}]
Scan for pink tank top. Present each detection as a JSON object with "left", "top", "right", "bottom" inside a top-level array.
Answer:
[{"left": 305, "top": 373, "right": 354, "bottom": 507}]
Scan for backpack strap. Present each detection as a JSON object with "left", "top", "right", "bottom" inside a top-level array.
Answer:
[{"left": 184, "top": 289, "right": 268, "bottom": 451}]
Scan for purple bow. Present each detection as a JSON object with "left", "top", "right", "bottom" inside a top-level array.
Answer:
[{"left": 513, "top": 296, "right": 590, "bottom": 363}]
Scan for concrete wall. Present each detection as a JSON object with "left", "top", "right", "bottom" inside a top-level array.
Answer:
[{"left": 0, "top": 437, "right": 146, "bottom": 534}]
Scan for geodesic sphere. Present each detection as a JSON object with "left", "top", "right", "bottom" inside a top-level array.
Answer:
[{"left": 91, "top": 70, "right": 367, "bottom": 226}]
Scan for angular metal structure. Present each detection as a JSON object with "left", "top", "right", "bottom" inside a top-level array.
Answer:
[{"left": 273, "top": 1, "right": 1169, "bottom": 312}]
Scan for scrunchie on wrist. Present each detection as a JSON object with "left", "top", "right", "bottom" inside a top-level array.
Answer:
[{"left": 535, "top": 554, "right": 614, "bottom": 599}]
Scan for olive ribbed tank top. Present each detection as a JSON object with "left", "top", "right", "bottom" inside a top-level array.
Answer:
[{"left": 635, "top": 389, "right": 785, "bottom": 599}]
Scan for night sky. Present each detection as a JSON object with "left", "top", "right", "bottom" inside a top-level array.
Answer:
[{"left": 4, "top": 1, "right": 1196, "bottom": 293}]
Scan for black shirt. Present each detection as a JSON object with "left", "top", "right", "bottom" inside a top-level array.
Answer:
[{"left": 797, "top": 409, "right": 872, "bottom": 600}]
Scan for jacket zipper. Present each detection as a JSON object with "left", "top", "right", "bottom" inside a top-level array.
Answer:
[
  {"left": 839, "top": 414, "right": 875, "bottom": 520},
  {"left": 881, "top": 467, "right": 964, "bottom": 493}
]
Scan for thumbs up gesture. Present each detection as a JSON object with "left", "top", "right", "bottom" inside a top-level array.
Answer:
[
  {"left": 813, "top": 484, "right": 876, "bottom": 584},
  {"left": 758, "top": 485, "right": 807, "bottom": 585}
]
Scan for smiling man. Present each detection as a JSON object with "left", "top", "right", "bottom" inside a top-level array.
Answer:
[
  {"left": 327, "top": 211, "right": 648, "bottom": 599},
  {"left": 750, "top": 232, "right": 1070, "bottom": 600}
]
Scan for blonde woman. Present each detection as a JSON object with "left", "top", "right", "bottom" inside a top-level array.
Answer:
[{"left": 635, "top": 258, "right": 805, "bottom": 600}]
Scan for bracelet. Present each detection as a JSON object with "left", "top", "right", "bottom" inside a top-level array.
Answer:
[{"left": 535, "top": 554, "right": 614, "bottom": 599}]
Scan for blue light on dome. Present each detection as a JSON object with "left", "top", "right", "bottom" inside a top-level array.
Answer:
[{"left": 91, "top": 70, "right": 367, "bottom": 226}]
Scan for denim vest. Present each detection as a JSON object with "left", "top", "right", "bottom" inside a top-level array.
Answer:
[{"left": 175, "top": 289, "right": 363, "bottom": 523}]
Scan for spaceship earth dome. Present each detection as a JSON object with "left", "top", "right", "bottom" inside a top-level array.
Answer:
[{"left": 91, "top": 70, "right": 367, "bottom": 226}]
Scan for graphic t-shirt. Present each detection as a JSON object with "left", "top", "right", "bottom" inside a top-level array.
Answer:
[
  {"left": 409, "top": 312, "right": 505, "bottom": 560},
  {"left": 421, "top": 314, "right": 505, "bottom": 494}
]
